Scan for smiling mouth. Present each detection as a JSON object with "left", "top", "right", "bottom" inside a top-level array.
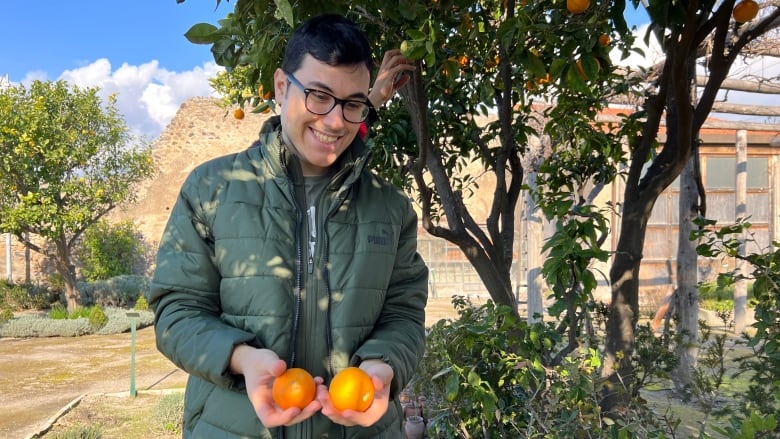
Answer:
[{"left": 312, "top": 128, "right": 339, "bottom": 144}]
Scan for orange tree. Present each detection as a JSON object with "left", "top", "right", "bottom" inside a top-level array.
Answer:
[
  {"left": 179, "top": 0, "right": 635, "bottom": 328},
  {"left": 0, "top": 80, "right": 155, "bottom": 311},
  {"left": 600, "top": 0, "right": 780, "bottom": 412}
]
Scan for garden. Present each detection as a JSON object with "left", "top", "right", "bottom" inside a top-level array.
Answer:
[{"left": 0, "top": 272, "right": 776, "bottom": 438}]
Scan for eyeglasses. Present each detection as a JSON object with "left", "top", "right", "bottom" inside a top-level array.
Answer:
[{"left": 285, "top": 72, "right": 371, "bottom": 124}]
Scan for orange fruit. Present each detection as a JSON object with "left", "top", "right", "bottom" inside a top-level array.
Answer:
[
  {"left": 258, "top": 85, "right": 272, "bottom": 100},
  {"left": 272, "top": 368, "right": 316, "bottom": 410},
  {"left": 575, "top": 60, "right": 587, "bottom": 80},
  {"left": 537, "top": 72, "right": 552, "bottom": 85},
  {"left": 575, "top": 58, "right": 600, "bottom": 81},
  {"left": 733, "top": 0, "right": 758, "bottom": 23},
  {"left": 233, "top": 108, "right": 245, "bottom": 120},
  {"left": 567, "top": 0, "right": 590, "bottom": 14},
  {"left": 328, "top": 367, "right": 375, "bottom": 412},
  {"left": 598, "top": 34, "right": 611, "bottom": 47}
]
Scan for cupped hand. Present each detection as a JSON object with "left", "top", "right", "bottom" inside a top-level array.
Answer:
[
  {"left": 318, "top": 360, "right": 394, "bottom": 427},
  {"left": 230, "top": 345, "right": 323, "bottom": 427}
]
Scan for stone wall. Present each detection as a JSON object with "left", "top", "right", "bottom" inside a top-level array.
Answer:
[{"left": 111, "top": 97, "right": 272, "bottom": 259}]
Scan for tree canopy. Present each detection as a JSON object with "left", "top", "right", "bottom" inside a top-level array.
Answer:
[{"left": 0, "top": 80, "right": 155, "bottom": 310}]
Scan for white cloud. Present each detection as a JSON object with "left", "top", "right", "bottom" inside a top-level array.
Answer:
[{"left": 58, "top": 58, "right": 223, "bottom": 141}]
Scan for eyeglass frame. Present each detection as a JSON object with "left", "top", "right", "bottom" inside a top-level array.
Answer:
[{"left": 284, "top": 71, "right": 372, "bottom": 124}]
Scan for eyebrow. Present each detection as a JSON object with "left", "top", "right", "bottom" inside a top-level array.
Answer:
[{"left": 305, "top": 79, "right": 369, "bottom": 101}]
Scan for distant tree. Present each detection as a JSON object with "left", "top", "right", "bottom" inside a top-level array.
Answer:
[
  {"left": 78, "top": 219, "right": 146, "bottom": 282},
  {"left": 0, "top": 80, "right": 155, "bottom": 311}
]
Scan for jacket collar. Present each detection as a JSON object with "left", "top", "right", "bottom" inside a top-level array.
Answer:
[{"left": 257, "top": 116, "right": 371, "bottom": 187}]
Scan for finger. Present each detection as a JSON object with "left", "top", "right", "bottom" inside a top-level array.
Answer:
[
  {"left": 269, "top": 359, "right": 287, "bottom": 377},
  {"left": 393, "top": 72, "right": 411, "bottom": 90}
]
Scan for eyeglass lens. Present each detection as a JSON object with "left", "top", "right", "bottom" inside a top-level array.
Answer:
[{"left": 286, "top": 72, "right": 369, "bottom": 123}]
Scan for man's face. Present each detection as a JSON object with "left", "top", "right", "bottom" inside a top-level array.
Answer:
[{"left": 274, "top": 55, "right": 371, "bottom": 176}]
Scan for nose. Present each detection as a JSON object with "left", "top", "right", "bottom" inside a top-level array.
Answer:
[{"left": 322, "top": 102, "right": 347, "bottom": 129}]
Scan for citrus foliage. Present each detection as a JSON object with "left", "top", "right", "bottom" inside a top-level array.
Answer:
[
  {"left": 412, "top": 296, "right": 675, "bottom": 437},
  {"left": 181, "top": 0, "right": 639, "bottom": 314},
  {"left": 693, "top": 218, "right": 780, "bottom": 433}
]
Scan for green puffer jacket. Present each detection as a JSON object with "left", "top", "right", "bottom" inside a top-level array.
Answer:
[{"left": 148, "top": 116, "right": 428, "bottom": 439}]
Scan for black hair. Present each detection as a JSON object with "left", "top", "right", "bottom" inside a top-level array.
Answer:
[{"left": 281, "top": 13, "right": 373, "bottom": 75}]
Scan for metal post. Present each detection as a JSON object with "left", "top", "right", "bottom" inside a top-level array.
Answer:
[
  {"left": 5, "top": 233, "right": 11, "bottom": 282},
  {"left": 126, "top": 312, "right": 140, "bottom": 397}
]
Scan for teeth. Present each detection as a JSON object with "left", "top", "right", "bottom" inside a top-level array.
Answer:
[{"left": 313, "top": 130, "right": 338, "bottom": 144}]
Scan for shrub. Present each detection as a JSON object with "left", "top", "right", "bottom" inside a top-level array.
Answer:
[
  {"left": 0, "top": 307, "right": 154, "bottom": 337},
  {"left": 95, "top": 308, "right": 154, "bottom": 335},
  {"left": 412, "top": 296, "right": 671, "bottom": 438},
  {"left": 699, "top": 280, "right": 754, "bottom": 311},
  {"left": 1, "top": 306, "right": 13, "bottom": 323},
  {"left": 78, "top": 275, "right": 150, "bottom": 308},
  {"left": 0, "top": 281, "right": 57, "bottom": 311},
  {"left": 48, "top": 303, "right": 69, "bottom": 320},
  {"left": 46, "top": 424, "right": 103, "bottom": 439},
  {"left": 49, "top": 304, "right": 94, "bottom": 320},
  {"left": 0, "top": 314, "right": 93, "bottom": 337},
  {"left": 152, "top": 392, "right": 185, "bottom": 434},
  {"left": 133, "top": 294, "right": 149, "bottom": 311},
  {"left": 88, "top": 305, "right": 108, "bottom": 329},
  {"left": 78, "top": 219, "right": 146, "bottom": 282}
]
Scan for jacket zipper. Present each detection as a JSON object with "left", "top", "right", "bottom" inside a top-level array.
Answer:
[
  {"left": 280, "top": 146, "right": 304, "bottom": 370},
  {"left": 323, "top": 189, "right": 349, "bottom": 439}
]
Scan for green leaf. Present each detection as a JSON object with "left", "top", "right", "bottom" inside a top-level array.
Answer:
[
  {"left": 400, "top": 39, "right": 427, "bottom": 61},
  {"left": 184, "top": 23, "right": 219, "bottom": 44},
  {"left": 445, "top": 373, "right": 460, "bottom": 402},
  {"left": 273, "top": 0, "right": 294, "bottom": 27}
]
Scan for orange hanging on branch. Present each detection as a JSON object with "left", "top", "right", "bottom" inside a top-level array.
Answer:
[
  {"left": 567, "top": 0, "right": 590, "bottom": 14},
  {"left": 733, "top": 0, "right": 759, "bottom": 23}
]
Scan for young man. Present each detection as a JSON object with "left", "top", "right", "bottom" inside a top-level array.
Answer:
[{"left": 148, "top": 13, "right": 428, "bottom": 439}]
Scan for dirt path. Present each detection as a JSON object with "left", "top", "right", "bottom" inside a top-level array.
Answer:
[{"left": 0, "top": 326, "right": 188, "bottom": 439}]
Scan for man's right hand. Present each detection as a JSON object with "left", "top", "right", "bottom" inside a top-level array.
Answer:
[{"left": 230, "top": 344, "right": 323, "bottom": 427}]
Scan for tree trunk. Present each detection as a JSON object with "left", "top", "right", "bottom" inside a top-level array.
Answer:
[
  {"left": 602, "top": 207, "right": 646, "bottom": 410},
  {"left": 53, "top": 236, "right": 80, "bottom": 311},
  {"left": 672, "top": 154, "right": 700, "bottom": 393}
]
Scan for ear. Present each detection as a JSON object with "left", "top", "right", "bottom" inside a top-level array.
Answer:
[{"left": 273, "top": 68, "right": 288, "bottom": 102}]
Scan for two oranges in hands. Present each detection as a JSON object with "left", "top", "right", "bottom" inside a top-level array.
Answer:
[{"left": 272, "top": 366, "right": 375, "bottom": 412}]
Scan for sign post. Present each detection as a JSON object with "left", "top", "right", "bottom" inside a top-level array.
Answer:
[{"left": 126, "top": 312, "right": 140, "bottom": 397}]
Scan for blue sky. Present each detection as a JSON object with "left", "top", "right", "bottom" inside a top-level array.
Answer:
[
  {"left": 1, "top": 1, "right": 225, "bottom": 81},
  {"left": 1, "top": 2, "right": 649, "bottom": 81},
  {"left": 1, "top": 1, "right": 229, "bottom": 139}
]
